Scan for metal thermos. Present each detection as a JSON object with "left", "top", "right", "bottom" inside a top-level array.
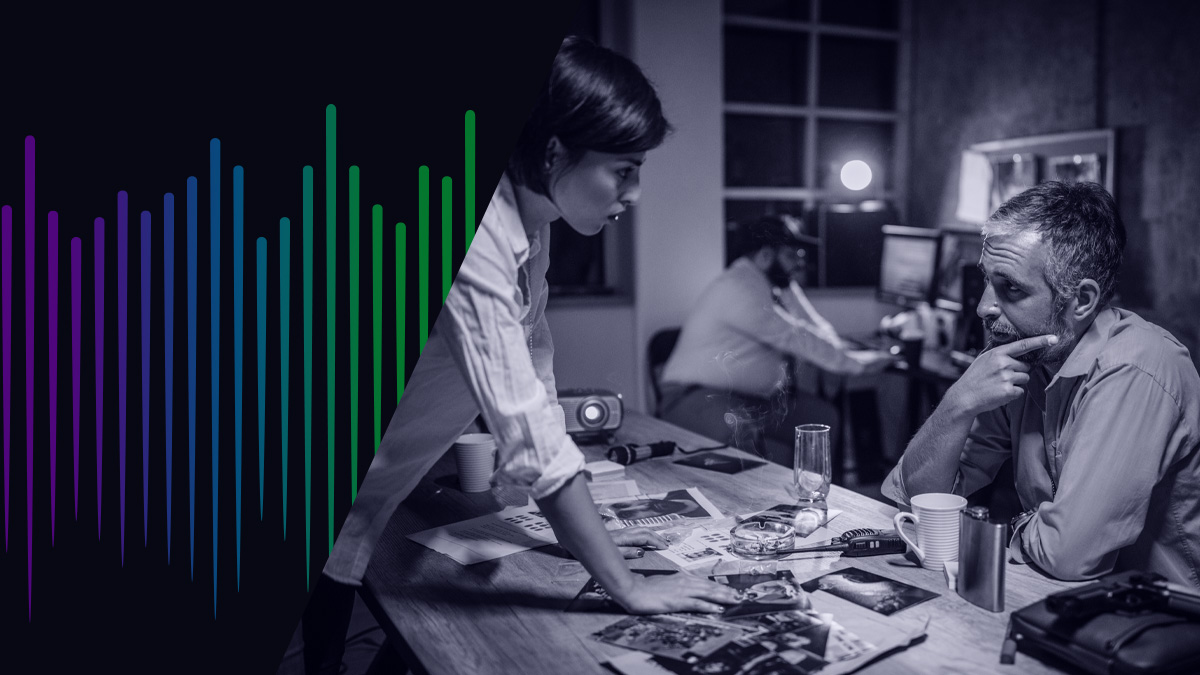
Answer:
[{"left": 958, "top": 506, "right": 1006, "bottom": 611}]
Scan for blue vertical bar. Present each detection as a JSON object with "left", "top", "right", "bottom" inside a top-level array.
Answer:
[
  {"left": 233, "top": 165, "right": 244, "bottom": 591},
  {"left": 256, "top": 237, "right": 267, "bottom": 521},
  {"left": 164, "top": 193, "right": 174, "bottom": 563},
  {"left": 210, "top": 138, "right": 220, "bottom": 614},
  {"left": 279, "top": 218, "right": 290, "bottom": 538},
  {"left": 186, "top": 177, "right": 197, "bottom": 580}
]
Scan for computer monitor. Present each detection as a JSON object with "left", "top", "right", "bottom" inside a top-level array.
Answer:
[
  {"left": 877, "top": 225, "right": 941, "bottom": 307},
  {"left": 935, "top": 228, "right": 985, "bottom": 312}
]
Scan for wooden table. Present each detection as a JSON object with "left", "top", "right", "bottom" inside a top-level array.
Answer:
[{"left": 361, "top": 412, "right": 1080, "bottom": 675}]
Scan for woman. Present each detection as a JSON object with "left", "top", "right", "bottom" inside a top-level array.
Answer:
[{"left": 302, "top": 37, "right": 737, "bottom": 673}]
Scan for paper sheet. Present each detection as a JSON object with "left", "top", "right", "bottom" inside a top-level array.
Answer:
[
  {"left": 407, "top": 502, "right": 558, "bottom": 565},
  {"left": 588, "top": 479, "right": 641, "bottom": 501},
  {"left": 596, "top": 487, "right": 725, "bottom": 529}
]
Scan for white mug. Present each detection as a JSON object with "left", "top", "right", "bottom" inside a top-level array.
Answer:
[{"left": 893, "top": 493, "right": 967, "bottom": 571}]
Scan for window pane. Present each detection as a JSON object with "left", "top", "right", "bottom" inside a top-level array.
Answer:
[
  {"left": 816, "top": 119, "right": 894, "bottom": 191},
  {"left": 726, "top": 115, "right": 805, "bottom": 187},
  {"left": 819, "top": 0, "right": 899, "bottom": 30},
  {"left": 546, "top": 220, "right": 610, "bottom": 296},
  {"left": 724, "top": 0, "right": 811, "bottom": 21},
  {"left": 821, "top": 203, "right": 898, "bottom": 287},
  {"left": 817, "top": 36, "right": 896, "bottom": 110},
  {"left": 724, "top": 27, "right": 809, "bottom": 105}
]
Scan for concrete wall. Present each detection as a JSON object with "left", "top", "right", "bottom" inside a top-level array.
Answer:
[
  {"left": 545, "top": 300, "right": 638, "bottom": 400},
  {"left": 910, "top": 0, "right": 1200, "bottom": 362},
  {"left": 627, "top": 0, "right": 726, "bottom": 411}
]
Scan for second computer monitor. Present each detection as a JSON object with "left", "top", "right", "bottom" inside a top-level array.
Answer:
[
  {"left": 935, "top": 228, "right": 985, "bottom": 312},
  {"left": 877, "top": 225, "right": 941, "bottom": 307}
]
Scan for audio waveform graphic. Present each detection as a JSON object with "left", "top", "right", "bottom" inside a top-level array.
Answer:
[{"left": 2, "top": 106, "right": 479, "bottom": 619}]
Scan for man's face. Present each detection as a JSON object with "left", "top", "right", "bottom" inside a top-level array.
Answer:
[
  {"left": 766, "top": 246, "right": 805, "bottom": 287},
  {"left": 976, "top": 230, "right": 1075, "bottom": 365}
]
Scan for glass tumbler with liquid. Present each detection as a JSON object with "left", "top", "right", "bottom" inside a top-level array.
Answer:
[{"left": 794, "top": 424, "right": 832, "bottom": 503}]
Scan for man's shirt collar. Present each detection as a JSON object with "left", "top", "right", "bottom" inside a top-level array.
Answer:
[{"left": 1048, "top": 306, "right": 1116, "bottom": 386}]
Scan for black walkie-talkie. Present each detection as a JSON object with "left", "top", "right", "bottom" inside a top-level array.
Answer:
[{"left": 776, "top": 528, "right": 907, "bottom": 558}]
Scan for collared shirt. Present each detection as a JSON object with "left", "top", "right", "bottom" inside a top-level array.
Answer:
[
  {"left": 883, "top": 308, "right": 1200, "bottom": 588},
  {"left": 661, "top": 258, "right": 865, "bottom": 399},
  {"left": 324, "top": 174, "right": 583, "bottom": 586}
]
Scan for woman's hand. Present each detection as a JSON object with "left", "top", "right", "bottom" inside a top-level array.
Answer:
[
  {"left": 609, "top": 526, "right": 669, "bottom": 559},
  {"left": 610, "top": 572, "right": 740, "bottom": 614}
]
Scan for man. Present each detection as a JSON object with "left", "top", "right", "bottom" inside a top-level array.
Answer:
[
  {"left": 659, "top": 215, "right": 888, "bottom": 466},
  {"left": 882, "top": 181, "right": 1200, "bottom": 587}
]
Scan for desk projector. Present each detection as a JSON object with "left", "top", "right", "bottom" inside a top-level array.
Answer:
[{"left": 559, "top": 388, "right": 623, "bottom": 442}]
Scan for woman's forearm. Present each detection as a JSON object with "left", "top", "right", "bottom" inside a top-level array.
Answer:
[{"left": 535, "top": 472, "right": 637, "bottom": 599}]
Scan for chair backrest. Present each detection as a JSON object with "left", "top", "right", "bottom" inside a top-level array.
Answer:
[{"left": 647, "top": 327, "right": 682, "bottom": 417}]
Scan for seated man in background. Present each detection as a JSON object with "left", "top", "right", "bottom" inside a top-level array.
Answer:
[
  {"left": 883, "top": 181, "right": 1200, "bottom": 587},
  {"left": 659, "top": 214, "right": 888, "bottom": 467}
]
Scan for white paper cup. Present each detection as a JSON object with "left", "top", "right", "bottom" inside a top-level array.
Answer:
[
  {"left": 454, "top": 433, "right": 497, "bottom": 493},
  {"left": 893, "top": 493, "right": 967, "bottom": 571}
]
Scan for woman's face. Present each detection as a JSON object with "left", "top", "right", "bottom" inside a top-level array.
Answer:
[{"left": 548, "top": 149, "right": 645, "bottom": 236}]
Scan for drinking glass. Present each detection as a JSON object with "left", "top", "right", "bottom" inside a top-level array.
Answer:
[{"left": 794, "top": 424, "right": 832, "bottom": 502}]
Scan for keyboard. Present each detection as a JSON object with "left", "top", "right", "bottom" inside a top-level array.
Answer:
[{"left": 842, "top": 333, "right": 899, "bottom": 352}]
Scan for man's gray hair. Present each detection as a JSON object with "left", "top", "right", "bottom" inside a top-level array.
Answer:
[{"left": 982, "top": 181, "right": 1125, "bottom": 309}]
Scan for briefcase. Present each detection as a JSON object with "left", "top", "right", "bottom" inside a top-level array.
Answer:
[{"left": 1001, "top": 571, "right": 1200, "bottom": 674}]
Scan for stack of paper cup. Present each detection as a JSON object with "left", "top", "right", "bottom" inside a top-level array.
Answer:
[{"left": 454, "top": 433, "right": 497, "bottom": 493}]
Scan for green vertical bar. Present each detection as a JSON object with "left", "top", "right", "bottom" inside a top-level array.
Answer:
[
  {"left": 302, "top": 165, "right": 313, "bottom": 589},
  {"left": 396, "top": 223, "right": 406, "bottom": 402},
  {"left": 465, "top": 110, "right": 476, "bottom": 246},
  {"left": 372, "top": 206, "right": 382, "bottom": 451},
  {"left": 418, "top": 166, "right": 429, "bottom": 350},
  {"left": 325, "top": 105, "right": 337, "bottom": 554},
  {"left": 349, "top": 166, "right": 359, "bottom": 502},
  {"left": 442, "top": 176, "right": 452, "bottom": 301}
]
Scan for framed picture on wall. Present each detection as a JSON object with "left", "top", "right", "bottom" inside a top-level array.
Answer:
[
  {"left": 1046, "top": 152, "right": 1103, "bottom": 184},
  {"left": 989, "top": 152, "right": 1038, "bottom": 212},
  {"left": 965, "top": 130, "right": 1115, "bottom": 221}
]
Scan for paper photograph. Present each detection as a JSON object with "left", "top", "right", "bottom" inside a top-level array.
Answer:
[{"left": 799, "top": 567, "right": 939, "bottom": 616}]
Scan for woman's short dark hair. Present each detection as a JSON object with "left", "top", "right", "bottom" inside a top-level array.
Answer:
[{"left": 508, "top": 36, "right": 671, "bottom": 196}]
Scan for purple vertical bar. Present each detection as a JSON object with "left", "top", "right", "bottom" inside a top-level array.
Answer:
[
  {"left": 25, "top": 135, "right": 34, "bottom": 618},
  {"left": 141, "top": 211, "right": 150, "bottom": 547},
  {"left": 95, "top": 217, "right": 105, "bottom": 538},
  {"left": 117, "top": 192, "right": 128, "bottom": 563},
  {"left": 2, "top": 204, "right": 9, "bottom": 551},
  {"left": 49, "top": 212, "right": 59, "bottom": 545},
  {"left": 72, "top": 238, "right": 81, "bottom": 521}
]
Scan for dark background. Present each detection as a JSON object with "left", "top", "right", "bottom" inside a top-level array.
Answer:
[{"left": 0, "top": 3, "right": 578, "bottom": 673}]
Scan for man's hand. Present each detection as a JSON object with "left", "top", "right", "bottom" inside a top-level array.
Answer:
[
  {"left": 946, "top": 334, "right": 1058, "bottom": 418},
  {"left": 610, "top": 571, "right": 741, "bottom": 614},
  {"left": 610, "top": 526, "right": 668, "bottom": 559}
]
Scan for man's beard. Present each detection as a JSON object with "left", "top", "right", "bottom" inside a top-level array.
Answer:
[
  {"left": 983, "top": 306, "right": 1075, "bottom": 365},
  {"left": 765, "top": 258, "right": 793, "bottom": 288}
]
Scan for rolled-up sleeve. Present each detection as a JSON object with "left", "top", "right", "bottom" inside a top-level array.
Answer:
[
  {"left": 881, "top": 403, "right": 1013, "bottom": 507},
  {"left": 440, "top": 224, "right": 584, "bottom": 500},
  {"left": 1014, "top": 365, "right": 1188, "bottom": 580}
]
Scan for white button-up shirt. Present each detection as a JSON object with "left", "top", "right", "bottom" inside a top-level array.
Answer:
[{"left": 324, "top": 174, "right": 584, "bottom": 586}]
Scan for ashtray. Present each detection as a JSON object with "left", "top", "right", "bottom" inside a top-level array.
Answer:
[{"left": 729, "top": 520, "right": 797, "bottom": 560}]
